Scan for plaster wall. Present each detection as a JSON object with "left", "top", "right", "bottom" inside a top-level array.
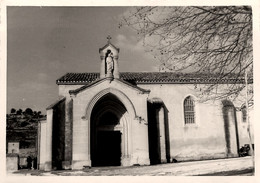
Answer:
[
  {"left": 139, "top": 83, "right": 232, "bottom": 161},
  {"left": 45, "top": 109, "right": 53, "bottom": 171},
  {"left": 236, "top": 109, "right": 254, "bottom": 147},
  {"left": 59, "top": 85, "right": 84, "bottom": 97},
  {"left": 8, "top": 142, "right": 19, "bottom": 154},
  {"left": 39, "top": 121, "right": 47, "bottom": 170},
  {"left": 6, "top": 155, "right": 19, "bottom": 171},
  {"left": 56, "top": 81, "right": 253, "bottom": 165}
]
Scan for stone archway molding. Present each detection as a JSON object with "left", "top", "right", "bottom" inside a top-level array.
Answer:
[
  {"left": 85, "top": 87, "right": 137, "bottom": 121},
  {"left": 86, "top": 87, "right": 134, "bottom": 166}
]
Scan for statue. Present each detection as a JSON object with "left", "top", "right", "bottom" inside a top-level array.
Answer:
[{"left": 105, "top": 50, "right": 114, "bottom": 76}]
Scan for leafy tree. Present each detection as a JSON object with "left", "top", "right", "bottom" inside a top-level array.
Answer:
[
  {"left": 21, "top": 121, "right": 30, "bottom": 127},
  {"left": 33, "top": 111, "right": 38, "bottom": 117},
  {"left": 10, "top": 108, "right": 16, "bottom": 114},
  {"left": 25, "top": 108, "right": 33, "bottom": 116},
  {"left": 121, "top": 6, "right": 253, "bottom": 104},
  {"left": 37, "top": 111, "right": 42, "bottom": 118},
  {"left": 16, "top": 109, "right": 23, "bottom": 115}
]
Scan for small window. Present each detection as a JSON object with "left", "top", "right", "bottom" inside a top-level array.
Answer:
[
  {"left": 184, "top": 96, "right": 195, "bottom": 124},
  {"left": 242, "top": 106, "right": 247, "bottom": 122}
]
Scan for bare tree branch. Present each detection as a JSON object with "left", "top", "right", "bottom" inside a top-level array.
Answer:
[{"left": 120, "top": 6, "right": 253, "bottom": 105}]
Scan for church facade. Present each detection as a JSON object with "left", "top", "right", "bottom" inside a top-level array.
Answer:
[{"left": 38, "top": 40, "right": 253, "bottom": 170}]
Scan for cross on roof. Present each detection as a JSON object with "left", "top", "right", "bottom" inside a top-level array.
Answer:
[{"left": 107, "top": 35, "right": 112, "bottom": 43}]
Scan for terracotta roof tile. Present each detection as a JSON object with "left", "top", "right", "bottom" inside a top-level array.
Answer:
[{"left": 56, "top": 72, "right": 252, "bottom": 85}]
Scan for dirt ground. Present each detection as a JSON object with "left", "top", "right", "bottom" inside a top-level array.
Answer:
[{"left": 8, "top": 156, "right": 254, "bottom": 176}]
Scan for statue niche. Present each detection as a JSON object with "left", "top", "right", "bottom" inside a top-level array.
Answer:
[
  {"left": 105, "top": 50, "right": 114, "bottom": 77},
  {"left": 99, "top": 37, "right": 120, "bottom": 79}
]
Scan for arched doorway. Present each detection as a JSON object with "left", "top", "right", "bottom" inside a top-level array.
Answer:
[
  {"left": 90, "top": 93, "right": 128, "bottom": 166},
  {"left": 222, "top": 100, "right": 240, "bottom": 157}
]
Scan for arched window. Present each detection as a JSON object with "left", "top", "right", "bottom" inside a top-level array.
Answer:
[{"left": 184, "top": 96, "right": 195, "bottom": 124}]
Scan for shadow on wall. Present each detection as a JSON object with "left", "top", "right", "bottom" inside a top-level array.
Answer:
[
  {"left": 222, "top": 100, "right": 240, "bottom": 157},
  {"left": 52, "top": 99, "right": 66, "bottom": 170},
  {"left": 147, "top": 100, "right": 171, "bottom": 165},
  {"left": 164, "top": 105, "right": 171, "bottom": 163}
]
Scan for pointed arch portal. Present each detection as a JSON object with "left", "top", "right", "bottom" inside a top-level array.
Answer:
[{"left": 90, "top": 93, "right": 130, "bottom": 166}]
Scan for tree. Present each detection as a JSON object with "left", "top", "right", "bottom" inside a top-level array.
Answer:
[
  {"left": 25, "top": 108, "right": 33, "bottom": 116},
  {"left": 16, "top": 109, "right": 23, "bottom": 115},
  {"left": 120, "top": 6, "right": 253, "bottom": 103},
  {"left": 33, "top": 111, "right": 38, "bottom": 117},
  {"left": 10, "top": 108, "right": 16, "bottom": 114},
  {"left": 121, "top": 6, "right": 254, "bottom": 168},
  {"left": 37, "top": 111, "right": 42, "bottom": 117}
]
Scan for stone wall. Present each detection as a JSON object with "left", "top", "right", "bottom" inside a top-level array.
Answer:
[
  {"left": 6, "top": 154, "right": 19, "bottom": 172},
  {"left": 52, "top": 99, "right": 66, "bottom": 170}
]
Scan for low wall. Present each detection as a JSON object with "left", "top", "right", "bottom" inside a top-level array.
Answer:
[{"left": 6, "top": 154, "right": 19, "bottom": 172}]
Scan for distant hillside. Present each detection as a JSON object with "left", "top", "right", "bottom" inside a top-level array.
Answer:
[{"left": 6, "top": 108, "right": 46, "bottom": 156}]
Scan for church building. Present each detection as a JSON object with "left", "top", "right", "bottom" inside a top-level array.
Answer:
[{"left": 38, "top": 38, "right": 253, "bottom": 170}]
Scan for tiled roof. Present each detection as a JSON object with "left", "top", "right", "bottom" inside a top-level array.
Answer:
[
  {"left": 57, "top": 73, "right": 99, "bottom": 84},
  {"left": 56, "top": 72, "right": 252, "bottom": 85}
]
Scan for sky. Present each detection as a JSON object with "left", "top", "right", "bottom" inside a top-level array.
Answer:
[{"left": 6, "top": 6, "right": 159, "bottom": 114}]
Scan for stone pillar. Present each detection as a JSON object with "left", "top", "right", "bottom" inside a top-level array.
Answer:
[
  {"left": 130, "top": 117, "right": 150, "bottom": 165},
  {"left": 39, "top": 120, "right": 47, "bottom": 170},
  {"left": 158, "top": 107, "right": 167, "bottom": 163},
  {"left": 62, "top": 99, "right": 72, "bottom": 169},
  {"left": 45, "top": 109, "right": 53, "bottom": 171},
  {"left": 72, "top": 97, "right": 91, "bottom": 169},
  {"left": 100, "top": 56, "right": 105, "bottom": 79},
  {"left": 72, "top": 119, "right": 91, "bottom": 169},
  {"left": 120, "top": 115, "right": 131, "bottom": 166},
  {"left": 113, "top": 56, "right": 119, "bottom": 79}
]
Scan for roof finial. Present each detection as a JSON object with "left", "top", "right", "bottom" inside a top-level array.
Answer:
[{"left": 107, "top": 35, "right": 112, "bottom": 43}]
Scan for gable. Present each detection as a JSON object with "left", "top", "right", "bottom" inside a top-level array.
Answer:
[
  {"left": 69, "top": 77, "right": 150, "bottom": 95},
  {"left": 99, "top": 43, "right": 120, "bottom": 54}
]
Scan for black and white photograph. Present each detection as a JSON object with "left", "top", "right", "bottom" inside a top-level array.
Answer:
[{"left": 1, "top": 0, "right": 259, "bottom": 181}]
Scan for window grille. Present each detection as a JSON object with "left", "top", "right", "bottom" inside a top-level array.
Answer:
[{"left": 184, "top": 96, "right": 195, "bottom": 124}]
